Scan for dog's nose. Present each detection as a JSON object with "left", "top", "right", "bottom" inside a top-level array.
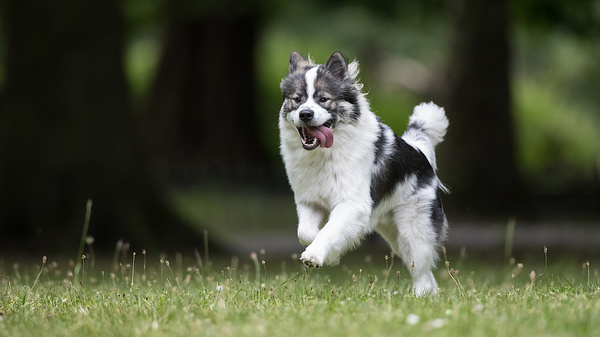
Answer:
[{"left": 299, "top": 109, "right": 314, "bottom": 122}]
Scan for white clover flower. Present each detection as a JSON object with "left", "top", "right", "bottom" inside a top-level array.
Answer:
[
  {"left": 406, "top": 314, "right": 420, "bottom": 325},
  {"left": 425, "top": 318, "right": 447, "bottom": 330}
]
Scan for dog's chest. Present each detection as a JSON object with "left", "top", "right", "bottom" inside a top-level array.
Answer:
[{"left": 283, "top": 141, "right": 373, "bottom": 207}]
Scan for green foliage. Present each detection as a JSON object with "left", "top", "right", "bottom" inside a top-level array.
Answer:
[
  {"left": 1, "top": 251, "right": 599, "bottom": 337},
  {"left": 514, "top": 79, "right": 600, "bottom": 193},
  {"left": 514, "top": 28, "right": 600, "bottom": 193}
]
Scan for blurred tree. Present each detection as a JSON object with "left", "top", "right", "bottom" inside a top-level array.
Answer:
[
  {"left": 512, "top": 0, "right": 600, "bottom": 36},
  {"left": 442, "top": 0, "right": 522, "bottom": 214},
  {"left": 141, "top": 0, "right": 269, "bottom": 181},
  {"left": 0, "top": 0, "right": 206, "bottom": 254}
]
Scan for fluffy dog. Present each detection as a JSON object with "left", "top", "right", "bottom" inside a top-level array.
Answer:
[{"left": 279, "top": 51, "right": 449, "bottom": 295}]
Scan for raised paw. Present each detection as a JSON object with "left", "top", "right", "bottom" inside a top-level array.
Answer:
[{"left": 299, "top": 251, "right": 323, "bottom": 269}]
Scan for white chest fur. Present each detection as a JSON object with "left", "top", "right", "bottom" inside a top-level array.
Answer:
[{"left": 279, "top": 112, "right": 379, "bottom": 210}]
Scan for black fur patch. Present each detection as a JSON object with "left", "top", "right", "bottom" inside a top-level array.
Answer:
[
  {"left": 370, "top": 135, "right": 434, "bottom": 206},
  {"left": 407, "top": 121, "right": 423, "bottom": 132},
  {"left": 373, "top": 123, "right": 387, "bottom": 164},
  {"left": 430, "top": 189, "right": 446, "bottom": 242}
]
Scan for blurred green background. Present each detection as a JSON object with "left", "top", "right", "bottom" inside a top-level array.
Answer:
[{"left": 0, "top": 0, "right": 598, "bottom": 257}]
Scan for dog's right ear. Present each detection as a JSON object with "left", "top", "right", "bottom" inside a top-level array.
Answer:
[{"left": 289, "top": 51, "right": 308, "bottom": 73}]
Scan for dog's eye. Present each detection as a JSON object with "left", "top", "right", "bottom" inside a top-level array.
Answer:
[
  {"left": 319, "top": 97, "right": 329, "bottom": 103},
  {"left": 292, "top": 97, "right": 302, "bottom": 104}
]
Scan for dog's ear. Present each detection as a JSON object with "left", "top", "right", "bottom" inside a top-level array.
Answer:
[
  {"left": 325, "top": 52, "right": 348, "bottom": 79},
  {"left": 289, "top": 51, "right": 308, "bottom": 73}
]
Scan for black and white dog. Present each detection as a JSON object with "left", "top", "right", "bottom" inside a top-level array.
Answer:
[{"left": 279, "top": 51, "right": 449, "bottom": 295}]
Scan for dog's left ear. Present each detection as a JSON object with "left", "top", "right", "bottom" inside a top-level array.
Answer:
[{"left": 325, "top": 52, "right": 348, "bottom": 79}]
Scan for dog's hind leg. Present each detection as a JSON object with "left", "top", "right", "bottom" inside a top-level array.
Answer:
[{"left": 393, "top": 188, "right": 442, "bottom": 296}]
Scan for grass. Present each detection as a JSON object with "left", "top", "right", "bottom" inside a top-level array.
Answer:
[{"left": 1, "top": 246, "right": 599, "bottom": 337}]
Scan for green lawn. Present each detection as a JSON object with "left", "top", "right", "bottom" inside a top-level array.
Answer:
[{"left": 1, "top": 250, "right": 598, "bottom": 337}]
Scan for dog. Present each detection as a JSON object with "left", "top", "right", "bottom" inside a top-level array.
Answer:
[{"left": 279, "top": 51, "right": 449, "bottom": 295}]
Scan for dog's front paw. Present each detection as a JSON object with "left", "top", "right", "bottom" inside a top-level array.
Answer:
[{"left": 299, "top": 250, "right": 324, "bottom": 269}]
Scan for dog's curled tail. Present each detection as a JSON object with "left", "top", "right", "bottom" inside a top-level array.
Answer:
[{"left": 406, "top": 102, "right": 449, "bottom": 147}]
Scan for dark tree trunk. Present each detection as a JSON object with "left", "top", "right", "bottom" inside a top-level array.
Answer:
[
  {"left": 0, "top": 0, "right": 204, "bottom": 254},
  {"left": 442, "top": 0, "right": 521, "bottom": 215},
  {"left": 142, "top": 1, "right": 268, "bottom": 182}
]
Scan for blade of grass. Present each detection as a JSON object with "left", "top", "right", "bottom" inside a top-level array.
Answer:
[{"left": 74, "top": 200, "right": 93, "bottom": 285}]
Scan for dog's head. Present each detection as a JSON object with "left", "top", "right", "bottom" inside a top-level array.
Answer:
[{"left": 280, "top": 51, "right": 363, "bottom": 150}]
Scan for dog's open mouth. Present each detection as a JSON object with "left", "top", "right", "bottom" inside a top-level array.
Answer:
[{"left": 297, "top": 123, "right": 334, "bottom": 150}]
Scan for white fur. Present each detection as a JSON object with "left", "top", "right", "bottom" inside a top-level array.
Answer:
[{"left": 279, "top": 63, "right": 448, "bottom": 296}]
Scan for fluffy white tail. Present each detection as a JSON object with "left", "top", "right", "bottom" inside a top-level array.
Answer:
[
  {"left": 402, "top": 102, "right": 449, "bottom": 171},
  {"left": 407, "top": 102, "right": 449, "bottom": 147}
]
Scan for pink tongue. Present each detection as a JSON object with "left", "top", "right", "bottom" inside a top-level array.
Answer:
[{"left": 310, "top": 125, "right": 334, "bottom": 148}]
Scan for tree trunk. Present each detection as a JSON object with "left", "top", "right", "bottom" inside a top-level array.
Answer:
[
  {"left": 442, "top": 0, "right": 521, "bottom": 215},
  {"left": 142, "top": 0, "right": 268, "bottom": 182},
  {"left": 0, "top": 0, "right": 204, "bottom": 254}
]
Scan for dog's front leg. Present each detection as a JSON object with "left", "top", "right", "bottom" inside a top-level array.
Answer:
[
  {"left": 296, "top": 203, "right": 326, "bottom": 247},
  {"left": 300, "top": 201, "right": 370, "bottom": 268}
]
